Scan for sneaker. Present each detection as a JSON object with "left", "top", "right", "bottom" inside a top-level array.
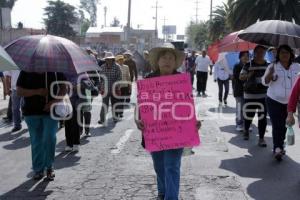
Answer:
[
  {"left": 157, "top": 194, "right": 165, "bottom": 200},
  {"left": 236, "top": 125, "right": 243, "bottom": 132},
  {"left": 224, "top": 100, "right": 227, "bottom": 105},
  {"left": 98, "top": 120, "right": 107, "bottom": 127},
  {"left": 11, "top": 126, "right": 22, "bottom": 133},
  {"left": 85, "top": 132, "right": 92, "bottom": 137},
  {"left": 219, "top": 101, "right": 222, "bottom": 107},
  {"left": 64, "top": 146, "right": 73, "bottom": 152},
  {"left": 202, "top": 93, "right": 208, "bottom": 97},
  {"left": 274, "top": 147, "right": 283, "bottom": 161},
  {"left": 249, "top": 126, "right": 253, "bottom": 132},
  {"left": 258, "top": 138, "right": 267, "bottom": 147},
  {"left": 44, "top": 169, "right": 55, "bottom": 181},
  {"left": 2, "top": 116, "right": 12, "bottom": 122},
  {"left": 197, "top": 93, "right": 201, "bottom": 97},
  {"left": 73, "top": 145, "right": 80, "bottom": 152},
  {"left": 243, "top": 131, "right": 249, "bottom": 140},
  {"left": 33, "top": 171, "right": 44, "bottom": 180}
]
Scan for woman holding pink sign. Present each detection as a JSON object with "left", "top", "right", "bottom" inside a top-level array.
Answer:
[{"left": 135, "top": 43, "right": 201, "bottom": 200}]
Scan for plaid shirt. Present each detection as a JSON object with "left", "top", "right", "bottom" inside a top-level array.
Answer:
[{"left": 98, "top": 63, "right": 122, "bottom": 93}]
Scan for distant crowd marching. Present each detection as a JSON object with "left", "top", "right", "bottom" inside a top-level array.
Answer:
[{"left": 2, "top": 19, "right": 300, "bottom": 200}]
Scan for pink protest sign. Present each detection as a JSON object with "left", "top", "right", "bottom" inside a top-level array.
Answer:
[{"left": 137, "top": 73, "right": 200, "bottom": 152}]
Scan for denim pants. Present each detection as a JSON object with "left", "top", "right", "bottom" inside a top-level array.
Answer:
[
  {"left": 12, "top": 89, "right": 22, "bottom": 128},
  {"left": 235, "top": 96, "right": 244, "bottom": 126},
  {"left": 266, "top": 97, "right": 288, "bottom": 151},
  {"left": 24, "top": 115, "right": 58, "bottom": 173},
  {"left": 151, "top": 148, "right": 183, "bottom": 200},
  {"left": 217, "top": 79, "right": 229, "bottom": 102},
  {"left": 243, "top": 98, "right": 267, "bottom": 138},
  {"left": 100, "top": 93, "right": 119, "bottom": 122}
]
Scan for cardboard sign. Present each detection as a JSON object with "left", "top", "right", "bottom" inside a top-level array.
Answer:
[{"left": 137, "top": 73, "right": 200, "bottom": 152}]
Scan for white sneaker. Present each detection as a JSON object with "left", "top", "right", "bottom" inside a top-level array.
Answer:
[
  {"left": 249, "top": 127, "right": 253, "bottom": 132},
  {"left": 275, "top": 147, "right": 282, "bottom": 154},
  {"left": 236, "top": 126, "right": 243, "bottom": 132},
  {"left": 65, "top": 146, "right": 73, "bottom": 152},
  {"left": 73, "top": 145, "right": 80, "bottom": 152}
]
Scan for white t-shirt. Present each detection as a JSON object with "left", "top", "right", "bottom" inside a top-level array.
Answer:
[
  {"left": 262, "top": 62, "right": 300, "bottom": 104},
  {"left": 195, "top": 55, "right": 212, "bottom": 72},
  {"left": 3, "top": 70, "right": 20, "bottom": 90}
]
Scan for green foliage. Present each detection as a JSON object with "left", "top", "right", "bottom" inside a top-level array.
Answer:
[
  {"left": 78, "top": 9, "right": 90, "bottom": 36},
  {"left": 186, "top": 21, "right": 210, "bottom": 50},
  {"left": 44, "top": 0, "right": 78, "bottom": 37},
  {"left": 0, "top": 0, "right": 17, "bottom": 8},
  {"left": 17, "top": 21, "right": 23, "bottom": 29},
  {"left": 110, "top": 17, "right": 120, "bottom": 27},
  {"left": 80, "top": 0, "right": 99, "bottom": 27},
  {"left": 228, "top": 0, "right": 300, "bottom": 30},
  {"left": 209, "top": 0, "right": 234, "bottom": 41}
]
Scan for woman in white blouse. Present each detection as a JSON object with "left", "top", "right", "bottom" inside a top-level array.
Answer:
[{"left": 262, "top": 45, "right": 300, "bottom": 161}]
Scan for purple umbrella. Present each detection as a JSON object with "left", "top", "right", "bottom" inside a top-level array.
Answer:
[{"left": 5, "top": 35, "right": 99, "bottom": 74}]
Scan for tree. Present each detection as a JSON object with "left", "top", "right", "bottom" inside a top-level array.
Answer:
[
  {"left": 208, "top": 0, "right": 233, "bottom": 41},
  {"left": 44, "top": 0, "right": 78, "bottom": 37},
  {"left": 186, "top": 21, "right": 210, "bottom": 50},
  {"left": 228, "top": 0, "right": 300, "bottom": 31},
  {"left": 110, "top": 17, "right": 120, "bottom": 27},
  {"left": 0, "top": 0, "right": 17, "bottom": 8},
  {"left": 17, "top": 21, "right": 23, "bottom": 29},
  {"left": 80, "top": 0, "right": 99, "bottom": 27},
  {"left": 78, "top": 9, "right": 90, "bottom": 36}
]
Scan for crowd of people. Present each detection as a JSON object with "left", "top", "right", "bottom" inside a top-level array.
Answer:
[
  {"left": 185, "top": 44, "right": 300, "bottom": 163},
  {"left": 2, "top": 40, "right": 300, "bottom": 200},
  {"left": 0, "top": 48, "right": 142, "bottom": 181}
]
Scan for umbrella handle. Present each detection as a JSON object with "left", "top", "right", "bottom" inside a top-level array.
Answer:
[{"left": 45, "top": 72, "right": 48, "bottom": 104}]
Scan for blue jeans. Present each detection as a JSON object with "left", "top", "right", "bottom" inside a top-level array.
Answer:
[
  {"left": 24, "top": 115, "right": 58, "bottom": 173},
  {"left": 235, "top": 97, "right": 244, "bottom": 126},
  {"left": 151, "top": 148, "right": 183, "bottom": 200},
  {"left": 12, "top": 89, "right": 22, "bottom": 128}
]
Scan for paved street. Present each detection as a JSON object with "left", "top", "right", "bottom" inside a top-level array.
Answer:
[{"left": 1, "top": 75, "right": 300, "bottom": 200}]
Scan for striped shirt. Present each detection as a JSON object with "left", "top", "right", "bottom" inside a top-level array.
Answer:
[{"left": 240, "top": 60, "right": 269, "bottom": 99}]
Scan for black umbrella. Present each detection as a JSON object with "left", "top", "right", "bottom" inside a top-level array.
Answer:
[{"left": 238, "top": 20, "right": 300, "bottom": 48}]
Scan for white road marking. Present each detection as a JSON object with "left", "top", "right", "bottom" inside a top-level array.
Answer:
[{"left": 111, "top": 129, "right": 133, "bottom": 154}]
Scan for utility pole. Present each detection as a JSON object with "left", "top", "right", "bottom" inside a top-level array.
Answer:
[
  {"left": 210, "top": 0, "right": 213, "bottom": 22},
  {"left": 162, "top": 16, "right": 167, "bottom": 42},
  {"left": 195, "top": 0, "right": 200, "bottom": 24},
  {"left": 104, "top": 6, "right": 107, "bottom": 27},
  {"left": 152, "top": 1, "right": 162, "bottom": 40},
  {"left": 126, "top": 0, "right": 132, "bottom": 44}
]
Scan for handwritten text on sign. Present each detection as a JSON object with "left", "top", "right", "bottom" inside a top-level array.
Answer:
[{"left": 137, "top": 73, "right": 200, "bottom": 152}]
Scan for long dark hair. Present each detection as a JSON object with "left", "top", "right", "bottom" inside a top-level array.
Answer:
[
  {"left": 275, "top": 44, "right": 295, "bottom": 66},
  {"left": 239, "top": 51, "right": 249, "bottom": 59}
]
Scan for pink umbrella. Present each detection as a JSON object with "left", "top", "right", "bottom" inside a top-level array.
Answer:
[{"left": 218, "top": 31, "right": 256, "bottom": 52}]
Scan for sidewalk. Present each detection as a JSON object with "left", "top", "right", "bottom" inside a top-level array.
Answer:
[{"left": 0, "top": 82, "right": 8, "bottom": 115}]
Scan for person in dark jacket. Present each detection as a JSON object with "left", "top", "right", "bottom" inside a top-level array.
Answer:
[
  {"left": 233, "top": 51, "right": 249, "bottom": 132},
  {"left": 124, "top": 51, "right": 137, "bottom": 103},
  {"left": 239, "top": 45, "right": 269, "bottom": 146}
]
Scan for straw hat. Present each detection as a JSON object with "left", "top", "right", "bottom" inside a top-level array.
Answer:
[
  {"left": 149, "top": 43, "right": 185, "bottom": 70},
  {"left": 123, "top": 51, "right": 133, "bottom": 56},
  {"left": 104, "top": 52, "right": 115, "bottom": 60},
  {"left": 115, "top": 55, "right": 125, "bottom": 61}
]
